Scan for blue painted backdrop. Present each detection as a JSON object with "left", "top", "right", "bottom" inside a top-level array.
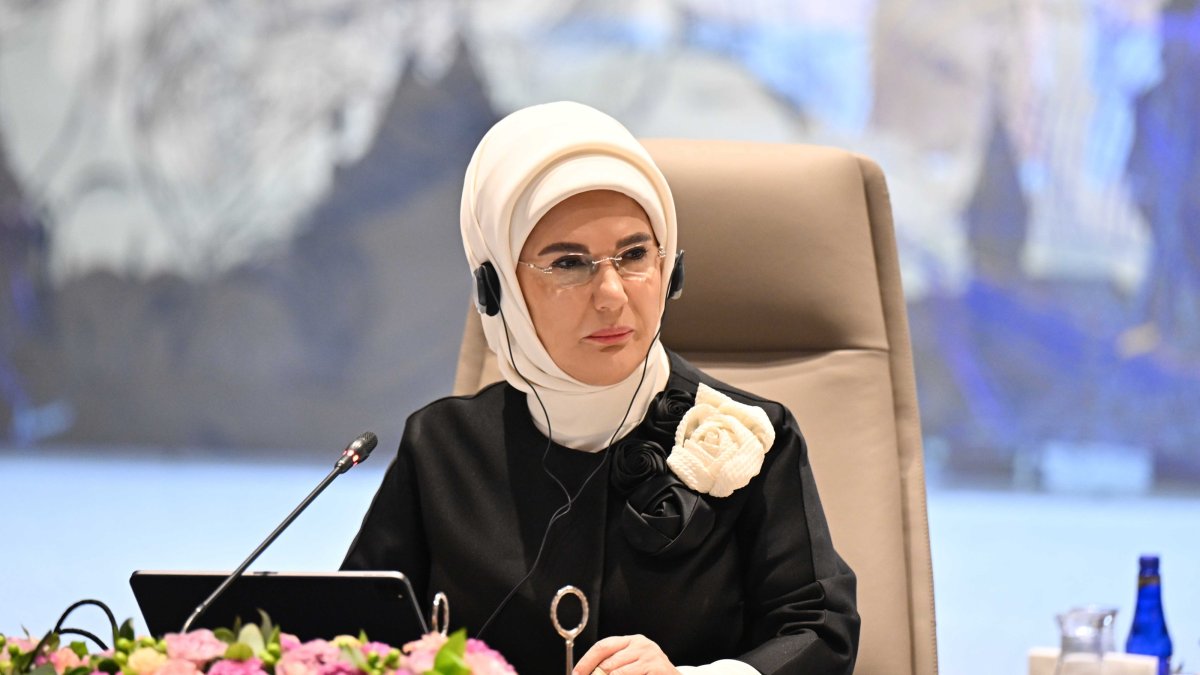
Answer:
[{"left": 1, "top": 0, "right": 1197, "bottom": 487}]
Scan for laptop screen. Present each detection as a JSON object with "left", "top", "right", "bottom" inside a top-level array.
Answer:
[{"left": 130, "top": 570, "right": 427, "bottom": 645}]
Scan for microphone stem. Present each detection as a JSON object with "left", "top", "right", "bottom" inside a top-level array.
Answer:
[{"left": 181, "top": 464, "right": 342, "bottom": 633}]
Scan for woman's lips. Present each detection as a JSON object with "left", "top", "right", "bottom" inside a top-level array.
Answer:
[{"left": 585, "top": 326, "right": 634, "bottom": 345}]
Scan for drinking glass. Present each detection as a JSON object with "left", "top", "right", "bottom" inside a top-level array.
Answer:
[{"left": 1054, "top": 606, "right": 1118, "bottom": 675}]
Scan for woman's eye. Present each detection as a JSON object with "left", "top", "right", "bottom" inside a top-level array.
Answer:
[
  {"left": 551, "top": 255, "right": 589, "bottom": 270},
  {"left": 620, "top": 246, "right": 649, "bottom": 261}
]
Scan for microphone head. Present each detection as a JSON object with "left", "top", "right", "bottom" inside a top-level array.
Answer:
[
  {"left": 339, "top": 432, "right": 378, "bottom": 470},
  {"left": 351, "top": 431, "right": 378, "bottom": 459}
]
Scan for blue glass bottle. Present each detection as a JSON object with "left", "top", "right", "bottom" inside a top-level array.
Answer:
[{"left": 1126, "top": 555, "right": 1172, "bottom": 675}]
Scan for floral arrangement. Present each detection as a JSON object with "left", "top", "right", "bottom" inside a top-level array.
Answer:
[
  {"left": 1, "top": 610, "right": 515, "bottom": 675},
  {"left": 609, "top": 384, "right": 775, "bottom": 557}
]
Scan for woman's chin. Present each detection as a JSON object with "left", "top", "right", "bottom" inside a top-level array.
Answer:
[{"left": 569, "top": 352, "right": 645, "bottom": 386}]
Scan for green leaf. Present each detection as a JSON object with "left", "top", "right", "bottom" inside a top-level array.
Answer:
[
  {"left": 223, "top": 643, "right": 254, "bottom": 662},
  {"left": 236, "top": 625, "right": 265, "bottom": 657},
  {"left": 11, "top": 651, "right": 34, "bottom": 674},
  {"left": 29, "top": 664, "right": 57, "bottom": 675},
  {"left": 256, "top": 610, "right": 274, "bottom": 645},
  {"left": 43, "top": 633, "right": 60, "bottom": 653},
  {"left": 357, "top": 630, "right": 368, "bottom": 644},
  {"left": 69, "top": 642, "right": 88, "bottom": 659},
  {"left": 339, "top": 645, "right": 368, "bottom": 671},
  {"left": 118, "top": 620, "right": 135, "bottom": 643},
  {"left": 213, "top": 628, "right": 236, "bottom": 644},
  {"left": 64, "top": 667, "right": 91, "bottom": 675},
  {"left": 427, "top": 630, "right": 469, "bottom": 675},
  {"left": 94, "top": 658, "right": 121, "bottom": 675}
]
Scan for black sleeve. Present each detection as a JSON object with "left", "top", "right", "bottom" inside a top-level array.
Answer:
[
  {"left": 736, "top": 412, "right": 860, "bottom": 674},
  {"left": 341, "top": 423, "right": 431, "bottom": 600}
]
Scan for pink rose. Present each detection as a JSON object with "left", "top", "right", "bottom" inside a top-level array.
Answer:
[
  {"left": 164, "top": 630, "right": 227, "bottom": 666},
  {"left": 399, "top": 633, "right": 447, "bottom": 674},
  {"left": 155, "top": 659, "right": 200, "bottom": 675},
  {"left": 360, "top": 643, "right": 391, "bottom": 659},
  {"left": 207, "top": 658, "right": 268, "bottom": 675},
  {"left": 274, "top": 657, "right": 317, "bottom": 675},
  {"left": 279, "top": 634, "right": 302, "bottom": 652},
  {"left": 398, "top": 652, "right": 432, "bottom": 674},
  {"left": 282, "top": 641, "right": 339, "bottom": 664},
  {"left": 315, "top": 663, "right": 359, "bottom": 675},
  {"left": 49, "top": 648, "right": 88, "bottom": 674},
  {"left": 463, "top": 639, "right": 517, "bottom": 675},
  {"left": 8, "top": 638, "right": 39, "bottom": 653},
  {"left": 274, "top": 640, "right": 340, "bottom": 675}
]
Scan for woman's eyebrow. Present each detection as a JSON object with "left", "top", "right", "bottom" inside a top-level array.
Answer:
[
  {"left": 616, "top": 232, "right": 653, "bottom": 248},
  {"left": 535, "top": 242, "right": 589, "bottom": 256},
  {"left": 535, "top": 232, "right": 653, "bottom": 257}
]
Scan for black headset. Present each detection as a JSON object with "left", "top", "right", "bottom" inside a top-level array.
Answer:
[{"left": 474, "top": 249, "right": 685, "bottom": 317}]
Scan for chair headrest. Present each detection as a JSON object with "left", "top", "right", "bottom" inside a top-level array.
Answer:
[{"left": 643, "top": 139, "right": 890, "bottom": 354}]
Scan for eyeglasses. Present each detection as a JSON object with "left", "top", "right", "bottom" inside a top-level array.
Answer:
[{"left": 518, "top": 245, "right": 665, "bottom": 289}]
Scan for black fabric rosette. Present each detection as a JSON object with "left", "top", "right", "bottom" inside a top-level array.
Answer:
[
  {"left": 611, "top": 439, "right": 669, "bottom": 494},
  {"left": 643, "top": 388, "right": 694, "bottom": 445},
  {"left": 610, "top": 395, "right": 715, "bottom": 557}
]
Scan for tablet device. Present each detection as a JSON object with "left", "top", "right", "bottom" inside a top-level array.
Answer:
[{"left": 130, "top": 570, "right": 427, "bottom": 644}]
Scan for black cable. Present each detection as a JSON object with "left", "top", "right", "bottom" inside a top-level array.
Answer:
[
  {"left": 56, "top": 629, "right": 110, "bottom": 651},
  {"left": 473, "top": 265, "right": 670, "bottom": 639},
  {"left": 474, "top": 292, "right": 561, "bottom": 638},
  {"left": 30, "top": 599, "right": 119, "bottom": 658},
  {"left": 52, "top": 599, "right": 119, "bottom": 639}
]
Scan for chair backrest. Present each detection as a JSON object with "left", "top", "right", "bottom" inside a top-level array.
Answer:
[{"left": 452, "top": 139, "right": 938, "bottom": 675}]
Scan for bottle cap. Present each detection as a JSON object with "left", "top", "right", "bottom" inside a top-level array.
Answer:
[{"left": 1138, "top": 555, "right": 1160, "bottom": 574}]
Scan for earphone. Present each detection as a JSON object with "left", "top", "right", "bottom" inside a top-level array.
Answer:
[
  {"left": 668, "top": 249, "right": 685, "bottom": 301},
  {"left": 474, "top": 249, "right": 685, "bottom": 317},
  {"left": 474, "top": 261, "right": 502, "bottom": 316}
]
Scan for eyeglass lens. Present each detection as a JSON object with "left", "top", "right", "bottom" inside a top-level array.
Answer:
[{"left": 554, "top": 246, "right": 659, "bottom": 287}]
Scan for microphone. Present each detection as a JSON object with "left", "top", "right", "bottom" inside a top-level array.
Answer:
[{"left": 180, "top": 431, "right": 379, "bottom": 633}]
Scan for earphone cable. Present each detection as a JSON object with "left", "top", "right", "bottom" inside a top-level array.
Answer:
[
  {"left": 475, "top": 277, "right": 566, "bottom": 638},
  {"left": 473, "top": 260, "right": 671, "bottom": 639}
]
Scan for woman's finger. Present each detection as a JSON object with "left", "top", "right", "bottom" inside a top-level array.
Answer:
[
  {"left": 574, "top": 636, "right": 632, "bottom": 675},
  {"left": 590, "top": 634, "right": 680, "bottom": 675}
]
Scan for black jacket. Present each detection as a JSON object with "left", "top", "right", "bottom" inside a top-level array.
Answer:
[{"left": 343, "top": 352, "right": 859, "bottom": 673}]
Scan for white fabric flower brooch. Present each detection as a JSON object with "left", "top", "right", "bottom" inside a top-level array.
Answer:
[{"left": 666, "top": 383, "right": 777, "bottom": 498}]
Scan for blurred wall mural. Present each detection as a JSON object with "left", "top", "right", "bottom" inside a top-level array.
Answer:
[{"left": 1, "top": 0, "right": 1197, "bottom": 486}]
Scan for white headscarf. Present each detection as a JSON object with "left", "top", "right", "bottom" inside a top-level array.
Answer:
[{"left": 460, "top": 101, "right": 678, "bottom": 451}]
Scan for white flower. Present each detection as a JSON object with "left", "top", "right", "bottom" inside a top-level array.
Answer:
[
  {"left": 667, "top": 383, "right": 776, "bottom": 497},
  {"left": 126, "top": 647, "right": 169, "bottom": 675}
]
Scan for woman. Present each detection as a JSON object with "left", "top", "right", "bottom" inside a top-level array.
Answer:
[{"left": 343, "top": 102, "right": 859, "bottom": 674}]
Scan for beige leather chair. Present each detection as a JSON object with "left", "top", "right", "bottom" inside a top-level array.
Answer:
[{"left": 453, "top": 139, "right": 937, "bottom": 675}]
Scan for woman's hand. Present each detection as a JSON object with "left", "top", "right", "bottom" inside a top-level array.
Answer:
[{"left": 573, "top": 634, "right": 682, "bottom": 675}]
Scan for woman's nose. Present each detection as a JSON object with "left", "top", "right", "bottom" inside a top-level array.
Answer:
[{"left": 591, "top": 262, "right": 628, "bottom": 310}]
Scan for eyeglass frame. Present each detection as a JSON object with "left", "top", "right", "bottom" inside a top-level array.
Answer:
[{"left": 517, "top": 245, "right": 667, "bottom": 288}]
